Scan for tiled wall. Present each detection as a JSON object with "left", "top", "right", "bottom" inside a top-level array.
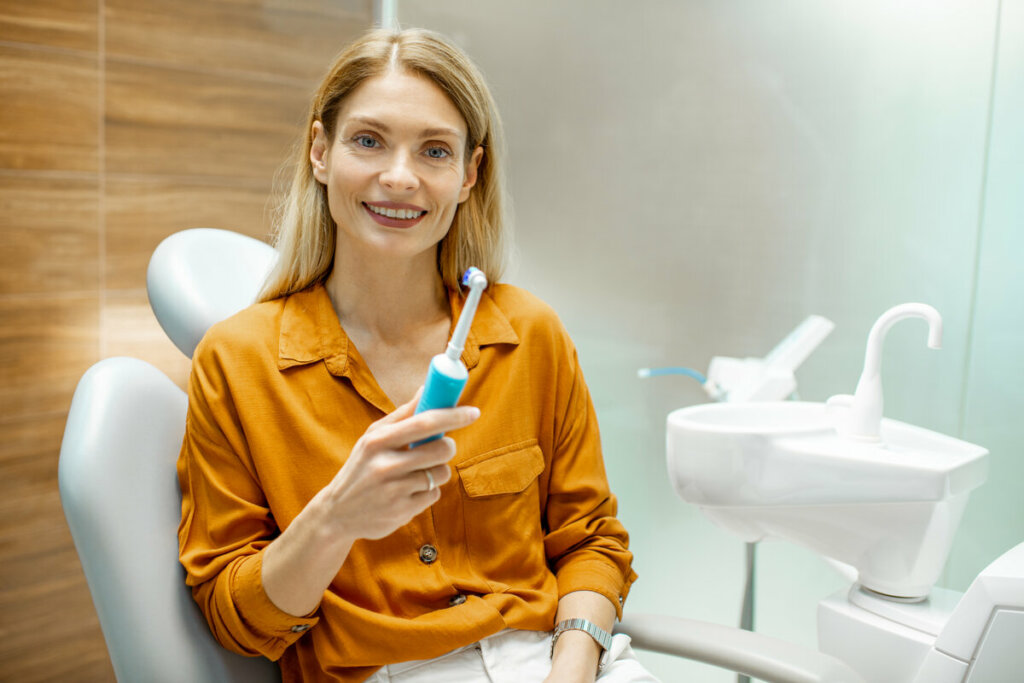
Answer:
[{"left": 0, "top": 1, "right": 371, "bottom": 679}]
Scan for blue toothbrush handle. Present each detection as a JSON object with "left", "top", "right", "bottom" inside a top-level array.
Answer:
[{"left": 410, "top": 354, "right": 468, "bottom": 448}]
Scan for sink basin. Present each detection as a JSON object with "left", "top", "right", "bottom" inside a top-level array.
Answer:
[
  {"left": 668, "top": 401, "right": 833, "bottom": 434},
  {"left": 668, "top": 402, "right": 988, "bottom": 507},
  {"left": 666, "top": 401, "right": 989, "bottom": 598}
]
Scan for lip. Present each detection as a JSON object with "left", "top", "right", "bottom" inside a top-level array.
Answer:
[{"left": 362, "top": 201, "right": 428, "bottom": 229}]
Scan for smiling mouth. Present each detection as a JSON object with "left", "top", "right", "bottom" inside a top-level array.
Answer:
[{"left": 364, "top": 203, "right": 427, "bottom": 220}]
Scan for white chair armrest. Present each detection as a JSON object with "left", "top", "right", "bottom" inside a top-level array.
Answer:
[{"left": 616, "top": 613, "right": 865, "bottom": 683}]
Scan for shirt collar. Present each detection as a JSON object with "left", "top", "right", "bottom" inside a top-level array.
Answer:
[{"left": 277, "top": 282, "right": 519, "bottom": 375}]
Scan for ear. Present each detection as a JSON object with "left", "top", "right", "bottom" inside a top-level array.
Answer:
[
  {"left": 310, "top": 120, "right": 329, "bottom": 184},
  {"left": 458, "top": 146, "right": 484, "bottom": 203}
]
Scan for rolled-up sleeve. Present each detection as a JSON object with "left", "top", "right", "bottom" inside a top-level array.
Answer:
[
  {"left": 177, "top": 341, "right": 318, "bottom": 660},
  {"left": 542, "top": 346, "right": 637, "bottom": 620}
]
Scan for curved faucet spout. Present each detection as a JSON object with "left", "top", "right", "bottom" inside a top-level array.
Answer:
[
  {"left": 862, "top": 303, "right": 943, "bottom": 381},
  {"left": 844, "top": 303, "right": 943, "bottom": 440}
]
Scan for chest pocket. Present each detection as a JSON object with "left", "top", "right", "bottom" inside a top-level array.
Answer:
[
  {"left": 457, "top": 439, "right": 545, "bottom": 497},
  {"left": 456, "top": 440, "right": 548, "bottom": 584}
]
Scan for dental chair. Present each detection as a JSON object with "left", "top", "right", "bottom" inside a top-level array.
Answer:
[{"left": 58, "top": 228, "right": 865, "bottom": 682}]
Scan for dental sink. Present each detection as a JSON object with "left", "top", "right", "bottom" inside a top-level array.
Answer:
[
  {"left": 668, "top": 401, "right": 988, "bottom": 508},
  {"left": 665, "top": 304, "right": 989, "bottom": 599},
  {"left": 669, "top": 400, "right": 830, "bottom": 433},
  {"left": 660, "top": 304, "right": 1022, "bottom": 682}
]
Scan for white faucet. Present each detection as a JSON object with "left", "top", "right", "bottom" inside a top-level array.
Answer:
[{"left": 828, "top": 303, "right": 943, "bottom": 441}]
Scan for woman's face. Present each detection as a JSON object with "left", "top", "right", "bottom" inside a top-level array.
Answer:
[{"left": 311, "top": 69, "right": 483, "bottom": 267}]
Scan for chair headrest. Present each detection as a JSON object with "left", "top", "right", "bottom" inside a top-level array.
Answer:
[{"left": 147, "top": 228, "right": 278, "bottom": 358}]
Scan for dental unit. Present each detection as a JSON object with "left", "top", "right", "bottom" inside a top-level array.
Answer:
[
  {"left": 410, "top": 267, "right": 487, "bottom": 447},
  {"left": 659, "top": 303, "right": 1022, "bottom": 682},
  {"left": 640, "top": 315, "right": 836, "bottom": 403}
]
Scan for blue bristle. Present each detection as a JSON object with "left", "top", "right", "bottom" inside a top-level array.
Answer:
[{"left": 461, "top": 267, "right": 482, "bottom": 286}]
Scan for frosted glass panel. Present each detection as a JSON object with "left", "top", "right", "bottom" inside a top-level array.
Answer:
[
  {"left": 400, "top": 1, "right": 1017, "bottom": 680},
  {"left": 950, "top": 0, "right": 1024, "bottom": 590}
]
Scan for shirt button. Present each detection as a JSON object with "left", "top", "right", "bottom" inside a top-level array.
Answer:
[
  {"left": 449, "top": 594, "right": 467, "bottom": 607},
  {"left": 419, "top": 544, "right": 438, "bottom": 564},
  {"left": 290, "top": 624, "right": 310, "bottom": 633}
]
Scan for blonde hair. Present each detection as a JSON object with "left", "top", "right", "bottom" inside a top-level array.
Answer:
[{"left": 259, "top": 28, "right": 509, "bottom": 301}]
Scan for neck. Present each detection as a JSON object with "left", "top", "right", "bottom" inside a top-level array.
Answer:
[{"left": 325, "top": 249, "right": 449, "bottom": 340}]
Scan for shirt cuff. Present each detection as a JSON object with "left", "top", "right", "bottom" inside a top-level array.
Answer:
[
  {"left": 230, "top": 552, "right": 320, "bottom": 648},
  {"left": 556, "top": 558, "right": 637, "bottom": 621}
]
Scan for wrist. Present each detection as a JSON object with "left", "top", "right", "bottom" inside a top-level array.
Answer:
[
  {"left": 551, "top": 618, "right": 610, "bottom": 678},
  {"left": 307, "top": 489, "right": 357, "bottom": 551}
]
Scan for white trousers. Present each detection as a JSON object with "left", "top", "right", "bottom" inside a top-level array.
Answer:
[{"left": 365, "top": 628, "right": 660, "bottom": 682}]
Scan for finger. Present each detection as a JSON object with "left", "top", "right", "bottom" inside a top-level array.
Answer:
[
  {"left": 363, "top": 405, "right": 478, "bottom": 452},
  {"left": 370, "top": 386, "right": 424, "bottom": 429},
  {"left": 426, "top": 462, "right": 453, "bottom": 488},
  {"left": 407, "top": 463, "right": 453, "bottom": 495},
  {"left": 380, "top": 406, "right": 480, "bottom": 449},
  {"left": 408, "top": 485, "right": 443, "bottom": 508},
  {"left": 384, "top": 437, "right": 457, "bottom": 476}
]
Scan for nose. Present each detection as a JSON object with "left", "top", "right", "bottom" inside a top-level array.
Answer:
[{"left": 379, "top": 149, "right": 419, "bottom": 193}]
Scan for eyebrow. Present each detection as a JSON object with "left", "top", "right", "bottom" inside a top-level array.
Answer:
[{"left": 345, "top": 116, "right": 464, "bottom": 140}]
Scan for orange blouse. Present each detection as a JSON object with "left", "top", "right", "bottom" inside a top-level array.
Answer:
[{"left": 177, "top": 282, "right": 637, "bottom": 683}]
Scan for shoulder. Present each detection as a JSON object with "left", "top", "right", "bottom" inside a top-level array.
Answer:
[
  {"left": 486, "top": 283, "right": 574, "bottom": 350},
  {"left": 488, "top": 282, "right": 560, "bottom": 324},
  {"left": 192, "top": 298, "right": 285, "bottom": 373}
]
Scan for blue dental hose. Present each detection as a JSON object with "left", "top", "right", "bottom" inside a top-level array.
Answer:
[
  {"left": 410, "top": 267, "right": 487, "bottom": 448},
  {"left": 636, "top": 366, "right": 708, "bottom": 384}
]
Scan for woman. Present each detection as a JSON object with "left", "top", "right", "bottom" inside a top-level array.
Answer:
[{"left": 177, "top": 27, "right": 656, "bottom": 683}]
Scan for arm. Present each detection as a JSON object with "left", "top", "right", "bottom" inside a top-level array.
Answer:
[
  {"left": 179, "top": 348, "right": 479, "bottom": 656},
  {"left": 547, "top": 590, "right": 618, "bottom": 683},
  {"left": 542, "top": 343, "right": 637, "bottom": 679}
]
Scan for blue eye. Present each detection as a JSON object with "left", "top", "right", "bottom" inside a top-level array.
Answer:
[
  {"left": 354, "top": 135, "right": 379, "bottom": 148},
  {"left": 426, "top": 146, "right": 450, "bottom": 159}
]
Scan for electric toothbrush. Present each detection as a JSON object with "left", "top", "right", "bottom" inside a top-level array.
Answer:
[{"left": 409, "top": 267, "right": 488, "bottom": 447}]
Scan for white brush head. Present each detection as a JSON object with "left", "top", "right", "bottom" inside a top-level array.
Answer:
[
  {"left": 461, "top": 266, "right": 488, "bottom": 290},
  {"left": 446, "top": 267, "right": 488, "bottom": 360}
]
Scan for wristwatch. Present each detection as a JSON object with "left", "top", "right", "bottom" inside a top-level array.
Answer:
[{"left": 550, "top": 618, "right": 612, "bottom": 672}]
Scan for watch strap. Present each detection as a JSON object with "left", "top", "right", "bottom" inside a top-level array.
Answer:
[{"left": 550, "top": 618, "right": 613, "bottom": 668}]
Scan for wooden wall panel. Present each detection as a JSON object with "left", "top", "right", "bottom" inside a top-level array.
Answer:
[
  {"left": 105, "top": 60, "right": 309, "bottom": 179},
  {"left": 0, "top": 560, "right": 113, "bottom": 683},
  {"left": 0, "top": 412, "right": 114, "bottom": 682},
  {"left": 0, "top": 175, "right": 100, "bottom": 296},
  {"left": 104, "top": 177, "right": 275, "bottom": 290},
  {"left": 0, "top": 1, "right": 373, "bottom": 679},
  {"left": 0, "top": 295, "right": 98, "bottom": 419},
  {"left": 106, "top": 0, "right": 369, "bottom": 81},
  {"left": 0, "top": 45, "right": 99, "bottom": 172},
  {"left": 0, "top": 0, "right": 99, "bottom": 53},
  {"left": 100, "top": 291, "right": 192, "bottom": 390}
]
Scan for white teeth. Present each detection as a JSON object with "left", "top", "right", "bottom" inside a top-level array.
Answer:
[{"left": 367, "top": 204, "right": 424, "bottom": 220}]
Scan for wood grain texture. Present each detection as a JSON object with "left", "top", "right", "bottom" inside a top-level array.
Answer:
[
  {"left": 106, "top": 0, "right": 370, "bottom": 82},
  {"left": 0, "top": 174, "right": 99, "bottom": 296},
  {"left": 100, "top": 290, "right": 193, "bottom": 391},
  {"left": 104, "top": 177, "right": 276, "bottom": 291},
  {"left": 0, "top": 295, "right": 98, "bottom": 418},
  {"left": 105, "top": 59, "right": 308, "bottom": 179},
  {"left": 0, "top": 2, "right": 372, "bottom": 679},
  {"left": 0, "top": 45, "right": 99, "bottom": 172},
  {"left": 0, "top": 411, "right": 115, "bottom": 682},
  {"left": 0, "top": 0, "right": 99, "bottom": 53}
]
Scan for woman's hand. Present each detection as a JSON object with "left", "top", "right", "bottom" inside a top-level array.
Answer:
[
  {"left": 316, "top": 387, "right": 480, "bottom": 541},
  {"left": 262, "top": 389, "right": 479, "bottom": 617}
]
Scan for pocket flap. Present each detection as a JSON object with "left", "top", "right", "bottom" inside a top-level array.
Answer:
[{"left": 458, "top": 441, "right": 545, "bottom": 497}]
